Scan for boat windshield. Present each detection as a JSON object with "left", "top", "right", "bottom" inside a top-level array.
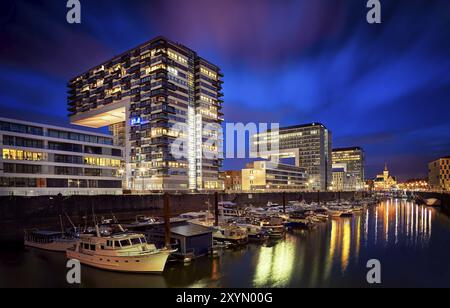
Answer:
[{"left": 130, "top": 238, "right": 141, "bottom": 246}]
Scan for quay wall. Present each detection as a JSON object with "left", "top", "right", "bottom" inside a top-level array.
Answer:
[
  {"left": 0, "top": 191, "right": 363, "bottom": 242},
  {"left": 416, "top": 192, "right": 450, "bottom": 215}
]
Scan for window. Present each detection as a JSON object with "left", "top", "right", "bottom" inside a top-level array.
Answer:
[
  {"left": 2, "top": 149, "right": 44, "bottom": 161},
  {"left": 48, "top": 142, "right": 82, "bottom": 153},
  {"left": 3, "top": 136, "right": 43, "bottom": 149},
  {"left": 84, "top": 157, "right": 121, "bottom": 167},
  {"left": 0, "top": 121, "right": 43, "bottom": 136},
  {"left": 3, "top": 163, "right": 41, "bottom": 174},
  {"left": 84, "top": 168, "right": 102, "bottom": 177},
  {"left": 114, "top": 241, "right": 121, "bottom": 249},
  {"left": 131, "top": 238, "right": 141, "bottom": 246},
  {"left": 120, "top": 240, "right": 130, "bottom": 247}
]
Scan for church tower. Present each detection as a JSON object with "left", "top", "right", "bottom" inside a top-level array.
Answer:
[{"left": 383, "top": 163, "right": 389, "bottom": 182}]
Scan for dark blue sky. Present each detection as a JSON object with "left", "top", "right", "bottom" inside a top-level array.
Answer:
[{"left": 1, "top": 0, "right": 449, "bottom": 180}]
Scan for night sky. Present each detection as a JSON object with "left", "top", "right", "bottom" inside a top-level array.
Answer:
[{"left": 1, "top": 0, "right": 449, "bottom": 181}]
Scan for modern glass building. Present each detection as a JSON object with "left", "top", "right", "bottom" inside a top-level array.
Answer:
[
  {"left": 332, "top": 147, "right": 365, "bottom": 191},
  {"left": 252, "top": 123, "right": 332, "bottom": 191},
  {"left": 0, "top": 117, "right": 124, "bottom": 196},
  {"left": 68, "top": 36, "right": 224, "bottom": 192}
]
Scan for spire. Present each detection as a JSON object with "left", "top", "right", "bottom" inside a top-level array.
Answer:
[{"left": 384, "top": 163, "right": 388, "bottom": 172}]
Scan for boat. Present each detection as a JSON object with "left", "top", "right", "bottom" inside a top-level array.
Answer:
[
  {"left": 24, "top": 230, "right": 77, "bottom": 252},
  {"left": 327, "top": 208, "right": 343, "bottom": 218},
  {"left": 66, "top": 227, "right": 173, "bottom": 274},
  {"left": 284, "top": 210, "right": 309, "bottom": 229},
  {"left": 212, "top": 225, "right": 248, "bottom": 245},
  {"left": 261, "top": 217, "right": 286, "bottom": 239},
  {"left": 267, "top": 201, "right": 280, "bottom": 207},
  {"left": 236, "top": 224, "right": 268, "bottom": 243}
]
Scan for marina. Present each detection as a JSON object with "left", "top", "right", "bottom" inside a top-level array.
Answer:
[{"left": 1, "top": 198, "right": 450, "bottom": 288}]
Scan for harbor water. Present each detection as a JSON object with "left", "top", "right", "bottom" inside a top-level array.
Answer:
[{"left": 1, "top": 199, "right": 450, "bottom": 288}]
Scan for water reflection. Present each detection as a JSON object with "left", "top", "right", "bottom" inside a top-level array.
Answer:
[
  {"left": 251, "top": 200, "right": 442, "bottom": 288},
  {"left": 254, "top": 238, "right": 296, "bottom": 287}
]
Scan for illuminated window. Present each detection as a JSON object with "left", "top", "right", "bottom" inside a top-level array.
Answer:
[
  {"left": 2, "top": 149, "right": 43, "bottom": 161},
  {"left": 168, "top": 66, "right": 178, "bottom": 76}
]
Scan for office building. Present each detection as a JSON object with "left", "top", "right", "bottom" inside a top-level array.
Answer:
[
  {"left": 252, "top": 123, "right": 332, "bottom": 191},
  {"left": 68, "top": 36, "right": 224, "bottom": 192},
  {"left": 428, "top": 156, "right": 450, "bottom": 191},
  {"left": 331, "top": 164, "right": 355, "bottom": 191},
  {"left": 332, "top": 147, "right": 365, "bottom": 191},
  {"left": 0, "top": 117, "right": 124, "bottom": 196},
  {"left": 241, "top": 161, "right": 307, "bottom": 192}
]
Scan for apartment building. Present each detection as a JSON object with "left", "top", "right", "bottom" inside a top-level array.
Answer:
[
  {"left": 68, "top": 36, "right": 224, "bottom": 192},
  {"left": 0, "top": 117, "right": 124, "bottom": 196}
]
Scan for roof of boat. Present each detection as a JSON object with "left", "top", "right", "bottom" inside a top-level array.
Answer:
[{"left": 171, "top": 224, "right": 213, "bottom": 237}]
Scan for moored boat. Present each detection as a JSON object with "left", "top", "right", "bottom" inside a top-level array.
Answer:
[
  {"left": 24, "top": 230, "right": 77, "bottom": 252},
  {"left": 213, "top": 226, "right": 248, "bottom": 245},
  {"left": 66, "top": 229, "right": 173, "bottom": 274}
]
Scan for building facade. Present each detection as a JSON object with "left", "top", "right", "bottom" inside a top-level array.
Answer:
[
  {"left": 331, "top": 164, "right": 355, "bottom": 191},
  {"left": 241, "top": 161, "right": 307, "bottom": 192},
  {"left": 219, "top": 170, "right": 242, "bottom": 191},
  {"left": 373, "top": 164, "right": 397, "bottom": 191},
  {"left": 252, "top": 123, "right": 332, "bottom": 191},
  {"left": 332, "top": 147, "right": 365, "bottom": 191},
  {"left": 68, "top": 36, "right": 224, "bottom": 192},
  {"left": 0, "top": 117, "right": 124, "bottom": 196},
  {"left": 428, "top": 157, "right": 450, "bottom": 191}
]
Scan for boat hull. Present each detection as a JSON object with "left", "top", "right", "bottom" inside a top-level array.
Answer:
[{"left": 66, "top": 249, "right": 171, "bottom": 274}]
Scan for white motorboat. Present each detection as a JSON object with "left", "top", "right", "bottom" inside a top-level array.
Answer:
[
  {"left": 213, "top": 225, "right": 248, "bottom": 245},
  {"left": 66, "top": 228, "right": 173, "bottom": 274}
]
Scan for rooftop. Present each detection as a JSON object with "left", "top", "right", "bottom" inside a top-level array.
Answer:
[
  {"left": 265, "top": 122, "right": 328, "bottom": 133},
  {"left": 171, "top": 224, "right": 213, "bottom": 237},
  {"left": 333, "top": 146, "right": 363, "bottom": 152},
  {"left": 70, "top": 35, "right": 221, "bottom": 81},
  {"left": 0, "top": 115, "right": 115, "bottom": 139}
]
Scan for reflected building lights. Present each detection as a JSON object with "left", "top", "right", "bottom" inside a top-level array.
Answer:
[
  {"left": 254, "top": 239, "right": 296, "bottom": 287},
  {"left": 395, "top": 202, "right": 399, "bottom": 244},
  {"left": 341, "top": 219, "right": 351, "bottom": 273},
  {"left": 385, "top": 202, "right": 389, "bottom": 244}
]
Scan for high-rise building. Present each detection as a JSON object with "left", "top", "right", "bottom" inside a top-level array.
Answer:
[
  {"left": 332, "top": 147, "right": 365, "bottom": 191},
  {"left": 252, "top": 123, "right": 332, "bottom": 191},
  {"left": 428, "top": 156, "right": 450, "bottom": 191},
  {"left": 241, "top": 161, "right": 307, "bottom": 192},
  {"left": 68, "top": 36, "right": 224, "bottom": 192},
  {"left": 0, "top": 117, "right": 124, "bottom": 196}
]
